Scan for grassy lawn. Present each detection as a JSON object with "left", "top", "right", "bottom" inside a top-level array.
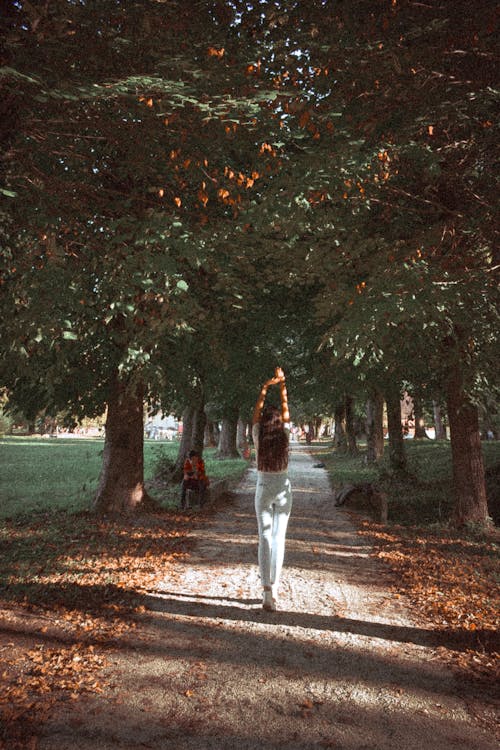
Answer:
[
  {"left": 0, "top": 437, "right": 247, "bottom": 519},
  {"left": 2, "top": 434, "right": 497, "bottom": 524},
  {"left": 313, "top": 438, "right": 500, "bottom": 526}
]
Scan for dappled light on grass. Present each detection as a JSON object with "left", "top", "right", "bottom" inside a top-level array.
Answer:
[{"left": 359, "top": 522, "right": 500, "bottom": 682}]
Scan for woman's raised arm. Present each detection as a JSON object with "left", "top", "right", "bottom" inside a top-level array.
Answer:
[{"left": 252, "top": 367, "right": 289, "bottom": 425}]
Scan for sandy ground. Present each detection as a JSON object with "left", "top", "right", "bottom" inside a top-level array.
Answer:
[{"left": 39, "top": 444, "right": 498, "bottom": 749}]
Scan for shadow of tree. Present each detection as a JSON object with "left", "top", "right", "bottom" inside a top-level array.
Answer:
[
  {"left": 0, "top": 588, "right": 480, "bottom": 703},
  {"left": 35, "top": 696, "right": 500, "bottom": 750},
  {"left": 2, "top": 580, "right": 497, "bottom": 656}
]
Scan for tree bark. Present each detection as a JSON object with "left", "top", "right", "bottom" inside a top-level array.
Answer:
[
  {"left": 433, "top": 401, "right": 447, "bottom": 440},
  {"left": 366, "top": 389, "right": 384, "bottom": 462},
  {"left": 413, "top": 397, "right": 428, "bottom": 439},
  {"left": 345, "top": 395, "right": 358, "bottom": 455},
  {"left": 217, "top": 412, "right": 239, "bottom": 458},
  {"left": 172, "top": 405, "right": 195, "bottom": 480},
  {"left": 204, "top": 420, "right": 219, "bottom": 448},
  {"left": 333, "top": 403, "right": 347, "bottom": 452},
  {"left": 447, "top": 367, "right": 489, "bottom": 526},
  {"left": 236, "top": 418, "right": 252, "bottom": 458},
  {"left": 191, "top": 405, "right": 207, "bottom": 457},
  {"left": 93, "top": 375, "right": 154, "bottom": 514},
  {"left": 236, "top": 418, "right": 249, "bottom": 451},
  {"left": 385, "top": 386, "right": 407, "bottom": 473}
]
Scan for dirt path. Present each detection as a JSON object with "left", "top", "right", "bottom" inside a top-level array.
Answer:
[{"left": 40, "top": 445, "right": 498, "bottom": 749}]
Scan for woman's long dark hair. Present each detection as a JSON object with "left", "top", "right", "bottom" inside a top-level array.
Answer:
[{"left": 258, "top": 405, "right": 289, "bottom": 472}]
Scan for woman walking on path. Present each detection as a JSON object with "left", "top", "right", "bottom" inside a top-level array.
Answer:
[{"left": 252, "top": 367, "right": 293, "bottom": 611}]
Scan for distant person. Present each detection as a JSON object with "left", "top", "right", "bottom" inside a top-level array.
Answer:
[
  {"left": 252, "top": 367, "right": 292, "bottom": 611},
  {"left": 180, "top": 450, "right": 209, "bottom": 509}
]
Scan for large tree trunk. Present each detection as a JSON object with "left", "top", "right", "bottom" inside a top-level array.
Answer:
[
  {"left": 366, "top": 389, "right": 384, "bottom": 462},
  {"left": 93, "top": 376, "right": 153, "bottom": 514},
  {"left": 172, "top": 405, "right": 195, "bottom": 480},
  {"left": 236, "top": 418, "right": 246, "bottom": 447},
  {"left": 385, "top": 386, "right": 407, "bottom": 473},
  {"left": 345, "top": 395, "right": 358, "bottom": 455},
  {"left": 447, "top": 367, "right": 489, "bottom": 526},
  {"left": 217, "top": 411, "right": 239, "bottom": 458},
  {"left": 171, "top": 403, "right": 206, "bottom": 481},
  {"left": 433, "top": 401, "right": 447, "bottom": 440},
  {"left": 413, "top": 397, "right": 428, "bottom": 439},
  {"left": 204, "top": 420, "right": 219, "bottom": 448},
  {"left": 333, "top": 403, "right": 347, "bottom": 452},
  {"left": 191, "top": 405, "right": 207, "bottom": 457}
]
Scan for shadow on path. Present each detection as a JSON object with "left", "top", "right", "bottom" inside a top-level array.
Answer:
[{"left": 144, "top": 591, "right": 493, "bottom": 653}]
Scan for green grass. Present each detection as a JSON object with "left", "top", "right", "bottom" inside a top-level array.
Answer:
[
  {"left": 3, "top": 435, "right": 498, "bottom": 525},
  {"left": 314, "top": 439, "right": 500, "bottom": 526},
  {"left": 0, "top": 437, "right": 248, "bottom": 519},
  {"left": 0, "top": 437, "right": 104, "bottom": 518}
]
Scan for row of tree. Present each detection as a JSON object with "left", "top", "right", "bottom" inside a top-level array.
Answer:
[{"left": 1, "top": 1, "right": 498, "bottom": 523}]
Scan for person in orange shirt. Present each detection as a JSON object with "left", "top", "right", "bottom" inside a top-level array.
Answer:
[{"left": 181, "top": 450, "right": 209, "bottom": 509}]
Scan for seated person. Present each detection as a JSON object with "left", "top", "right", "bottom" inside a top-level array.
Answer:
[{"left": 180, "top": 450, "right": 209, "bottom": 509}]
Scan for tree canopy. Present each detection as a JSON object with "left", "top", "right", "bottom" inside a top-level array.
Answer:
[{"left": 1, "top": 0, "right": 498, "bottom": 520}]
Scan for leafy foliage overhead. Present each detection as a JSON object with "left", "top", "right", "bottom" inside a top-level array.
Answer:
[{"left": 1, "top": 0, "right": 498, "bottom": 418}]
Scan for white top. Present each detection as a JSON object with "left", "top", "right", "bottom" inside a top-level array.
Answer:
[{"left": 252, "top": 422, "right": 290, "bottom": 474}]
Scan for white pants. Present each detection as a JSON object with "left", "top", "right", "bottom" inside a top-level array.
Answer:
[{"left": 254, "top": 472, "right": 292, "bottom": 590}]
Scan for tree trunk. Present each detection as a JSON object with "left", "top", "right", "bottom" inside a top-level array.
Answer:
[
  {"left": 333, "top": 403, "right": 347, "bottom": 452},
  {"left": 191, "top": 405, "right": 207, "bottom": 457},
  {"left": 236, "top": 418, "right": 245, "bottom": 447},
  {"left": 322, "top": 419, "right": 332, "bottom": 437},
  {"left": 204, "top": 420, "right": 219, "bottom": 448},
  {"left": 345, "top": 395, "right": 358, "bottom": 455},
  {"left": 433, "top": 401, "right": 447, "bottom": 440},
  {"left": 385, "top": 386, "right": 407, "bottom": 473},
  {"left": 447, "top": 367, "right": 489, "bottom": 526},
  {"left": 217, "top": 412, "right": 239, "bottom": 458},
  {"left": 236, "top": 418, "right": 252, "bottom": 458},
  {"left": 93, "top": 376, "right": 153, "bottom": 514},
  {"left": 366, "top": 389, "right": 384, "bottom": 462},
  {"left": 413, "top": 397, "right": 428, "bottom": 439},
  {"left": 172, "top": 405, "right": 195, "bottom": 480}
]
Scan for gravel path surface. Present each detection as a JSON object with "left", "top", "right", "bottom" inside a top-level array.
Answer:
[{"left": 40, "top": 444, "right": 498, "bottom": 749}]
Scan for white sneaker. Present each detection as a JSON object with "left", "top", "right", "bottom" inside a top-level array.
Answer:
[{"left": 262, "top": 589, "right": 277, "bottom": 611}]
